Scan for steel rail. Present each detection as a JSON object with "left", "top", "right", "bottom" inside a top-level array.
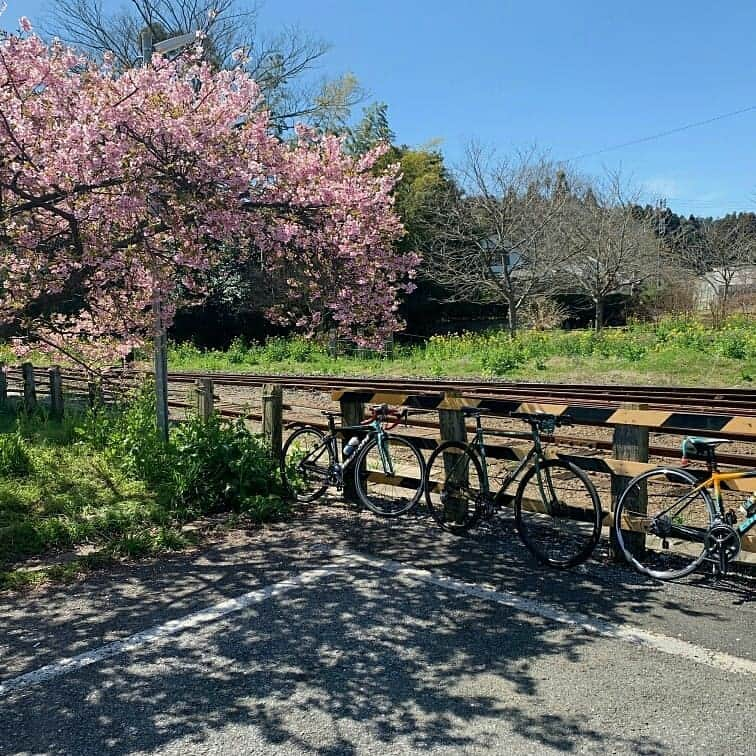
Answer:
[
  {"left": 5, "top": 366, "right": 756, "bottom": 414},
  {"left": 154, "top": 371, "right": 756, "bottom": 415}
]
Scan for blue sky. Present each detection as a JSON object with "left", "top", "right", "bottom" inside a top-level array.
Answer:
[{"left": 6, "top": 0, "right": 756, "bottom": 217}]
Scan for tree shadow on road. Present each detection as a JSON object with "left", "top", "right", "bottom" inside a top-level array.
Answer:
[
  {"left": 1, "top": 569, "right": 669, "bottom": 755},
  {"left": 0, "top": 500, "right": 748, "bottom": 755}
]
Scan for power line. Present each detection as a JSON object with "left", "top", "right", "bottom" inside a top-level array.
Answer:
[{"left": 564, "top": 103, "right": 756, "bottom": 162}]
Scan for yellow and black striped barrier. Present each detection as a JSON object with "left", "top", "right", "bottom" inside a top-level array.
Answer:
[{"left": 331, "top": 390, "right": 756, "bottom": 438}]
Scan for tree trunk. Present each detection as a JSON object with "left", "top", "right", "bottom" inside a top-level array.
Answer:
[
  {"left": 507, "top": 298, "right": 518, "bottom": 337},
  {"left": 594, "top": 298, "right": 604, "bottom": 332}
]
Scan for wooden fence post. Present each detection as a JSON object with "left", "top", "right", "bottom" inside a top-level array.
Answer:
[
  {"left": 0, "top": 362, "right": 7, "bottom": 408},
  {"left": 611, "top": 402, "right": 649, "bottom": 560},
  {"left": 21, "top": 362, "right": 37, "bottom": 413},
  {"left": 339, "top": 393, "right": 365, "bottom": 502},
  {"left": 48, "top": 366, "right": 64, "bottom": 419},
  {"left": 438, "top": 391, "right": 468, "bottom": 523},
  {"left": 327, "top": 329, "right": 338, "bottom": 358},
  {"left": 194, "top": 378, "right": 214, "bottom": 422},
  {"left": 262, "top": 383, "right": 283, "bottom": 457}
]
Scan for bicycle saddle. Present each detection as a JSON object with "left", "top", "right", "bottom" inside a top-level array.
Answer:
[{"left": 682, "top": 437, "right": 732, "bottom": 454}]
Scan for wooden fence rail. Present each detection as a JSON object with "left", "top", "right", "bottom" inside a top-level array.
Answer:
[{"left": 0, "top": 365, "right": 753, "bottom": 557}]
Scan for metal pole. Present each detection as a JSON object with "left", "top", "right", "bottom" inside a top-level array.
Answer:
[
  {"left": 141, "top": 27, "right": 169, "bottom": 441},
  {"left": 141, "top": 27, "right": 153, "bottom": 65},
  {"left": 655, "top": 199, "right": 665, "bottom": 320},
  {"left": 153, "top": 293, "right": 169, "bottom": 442}
]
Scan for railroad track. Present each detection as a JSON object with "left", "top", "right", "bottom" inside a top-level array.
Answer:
[
  {"left": 161, "top": 370, "right": 756, "bottom": 416},
  {"left": 8, "top": 365, "right": 756, "bottom": 415},
  {"left": 6, "top": 365, "right": 755, "bottom": 464}
]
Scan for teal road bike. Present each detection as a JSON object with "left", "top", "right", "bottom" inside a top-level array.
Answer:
[
  {"left": 424, "top": 409, "right": 603, "bottom": 569},
  {"left": 613, "top": 436, "right": 756, "bottom": 581},
  {"left": 281, "top": 403, "right": 426, "bottom": 517}
]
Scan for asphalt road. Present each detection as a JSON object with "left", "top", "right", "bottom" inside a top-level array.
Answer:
[{"left": 1, "top": 502, "right": 754, "bottom": 755}]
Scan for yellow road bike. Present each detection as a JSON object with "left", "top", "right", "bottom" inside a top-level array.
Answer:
[{"left": 613, "top": 437, "right": 756, "bottom": 580}]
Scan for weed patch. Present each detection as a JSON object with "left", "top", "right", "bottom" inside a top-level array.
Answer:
[
  {"left": 165, "top": 316, "right": 755, "bottom": 387},
  {"left": 0, "top": 383, "right": 288, "bottom": 579}
]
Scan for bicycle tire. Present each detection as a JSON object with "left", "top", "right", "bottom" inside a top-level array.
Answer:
[
  {"left": 353, "top": 434, "right": 425, "bottom": 517},
  {"left": 280, "top": 426, "right": 332, "bottom": 502},
  {"left": 613, "top": 467, "right": 716, "bottom": 580},
  {"left": 424, "top": 441, "right": 484, "bottom": 534},
  {"left": 514, "top": 458, "right": 602, "bottom": 569}
]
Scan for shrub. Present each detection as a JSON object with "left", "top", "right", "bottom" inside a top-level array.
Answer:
[
  {"left": 104, "top": 382, "right": 171, "bottom": 491},
  {"left": 97, "top": 380, "right": 288, "bottom": 521},
  {"left": 170, "top": 413, "right": 288, "bottom": 520},
  {"left": 481, "top": 344, "right": 525, "bottom": 375},
  {"left": 0, "top": 432, "right": 32, "bottom": 477},
  {"left": 226, "top": 336, "right": 251, "bottom": 364},
  {"left": 259, "top": 336, "right": 292, "bottom": 363}
]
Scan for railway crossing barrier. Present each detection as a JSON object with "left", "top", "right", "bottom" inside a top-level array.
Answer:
[
  {"left": 1, "top": 364, "right": 754, "bottom": 556},
  {"left": 329, "top": 387, "right": 756, "bottom": 556}
]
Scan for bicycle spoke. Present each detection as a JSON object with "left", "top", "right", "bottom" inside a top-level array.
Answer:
[
  {"left": 356, "top": 435, "right": 424, "bottom": 517},
  {"left": 614, "top": 468, "right": 714, "bottom": 580},
  {"left": 281, "top": 427, "right": 332, "bottom": 502},
  {"left": 515, "top": 460, "right": 601, "bottom": 569},
  {"left": 425, "top": 442, "right": 484, "bottom": 533}
]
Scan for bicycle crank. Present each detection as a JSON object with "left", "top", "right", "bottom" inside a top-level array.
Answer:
[{"left": 704, "top": 523, "right": 741, "bottom": 576}]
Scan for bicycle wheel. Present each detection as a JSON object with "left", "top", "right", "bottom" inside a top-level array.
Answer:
[
  {"left": 514, "top": 458, "right": 602, "bottom": 569},
  {"left": 354, "top": 434, "right": 425, "bottom": 516},
  {"left": 281, "top": 426, "right": 332, "bottom": 502},
  {"left": 613, "top": 467, "right": 716, "bottom": 580},
  {"left": 424, "top": 441, "right": 484, "bottom": 534}
]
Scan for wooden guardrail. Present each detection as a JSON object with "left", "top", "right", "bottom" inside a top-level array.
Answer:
[
  {"left": 2, "top": 365, "right": 754, "bottom": 555},
  {"left": 330, "top": 388, "right": 756, "bottom": 556}
]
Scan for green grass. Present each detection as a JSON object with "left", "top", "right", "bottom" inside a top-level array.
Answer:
[
  {"left": 0, "top": 411, "right": 191, "bottom": 588},
  {"left": 0, "top": 389, "right": 288, "bottom": 590},
  {"left": 166, "top": 316, "right": 756, "bottom": 387}
]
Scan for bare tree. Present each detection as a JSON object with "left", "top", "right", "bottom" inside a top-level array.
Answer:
[
  {"left": 673, "top": 215, "right": 756, "bottom": 324},
  {"left": 42, "top": 0, "right": 363, "bottom": 132},
  {"left": 424, "top": 145, "right": 570, "bottom": 336},
  {"left": 557, "top": 171, "right": 660, "bottom": 330}
]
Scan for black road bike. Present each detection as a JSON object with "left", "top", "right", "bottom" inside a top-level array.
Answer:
[
  {"left": 424, "top": 409, "right": 603, "bottom": 569},
  {"left": 281, "top": 404, "right": 426, "bottom": 517}
]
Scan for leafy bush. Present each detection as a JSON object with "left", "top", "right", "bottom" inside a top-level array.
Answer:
[
  {"left": 84, "top": 381, "right": 289, "bottom": 520},
  {"left": 0, "top": 432, "right": 32, "bottom": 477},
  {"left": 227, "top": 336, "right": 252, "bottom": 365},
  {"left": 481, "top": 345, "right": 526, "bottom": 375},
  {"left": 170, "top": 413, "right": 287, "bottom": 520},
  {"left": 103, "top": 382, "right": 171, "bottom": 490}
]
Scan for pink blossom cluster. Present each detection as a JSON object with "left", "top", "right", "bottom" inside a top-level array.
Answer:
[{"left": 0, "top": 20, "right": 414, "bottom": 365}]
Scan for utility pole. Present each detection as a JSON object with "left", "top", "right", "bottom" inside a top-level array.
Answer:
[
  {"left": 140, "top": 27, "right": 169, "bottom": 442},
  {"left": 140, "top": 26, "right": 200, "bottom": 441}
]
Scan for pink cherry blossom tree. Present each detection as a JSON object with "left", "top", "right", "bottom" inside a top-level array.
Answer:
[{"left": 0, "top": 17, "right": 415, "bottom": 377}]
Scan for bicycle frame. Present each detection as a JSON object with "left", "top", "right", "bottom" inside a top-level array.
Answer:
[
  {"left": 303, "top": 415, "right": 392, "bottom": 479},
  {"left": 690, "top": 469, "right": 756, "bottom": 538},
  {"left": 466, "top": 415, "right": 553, "bottom": 505},
  {"left": 627, "top": 462, "right": 756, "bottom": 569}
]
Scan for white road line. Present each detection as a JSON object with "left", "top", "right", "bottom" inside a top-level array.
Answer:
[
  {"left": 1, "top": 550, "right": 754, "bottom": 698},
  {"left": 339, "top": 550, "right": 756, "bottom": 678},
  {"left": 0, "top": 565, "right": 341, "bottom": 697}
]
